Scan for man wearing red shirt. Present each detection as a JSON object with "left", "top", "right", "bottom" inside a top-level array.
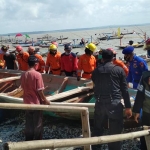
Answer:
[
  {"left": 61, "top": 44, "right": 78, "bottom": 76},
  {"left": 21, "top": 55, "right": 50, "bottom": 141}
]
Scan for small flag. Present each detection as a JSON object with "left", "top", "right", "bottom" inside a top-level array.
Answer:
[{"left": 25, "top": 34, "right": 30, "bottom": 38}]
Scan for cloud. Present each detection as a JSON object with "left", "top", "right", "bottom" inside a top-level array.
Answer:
[{"left": 0, "top": 0, "right": 150, "bottom": 34}]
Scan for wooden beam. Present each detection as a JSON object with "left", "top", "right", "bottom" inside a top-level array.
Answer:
[
  {"left": 47, "top": 87, "right": 92, "bottom": 101},
  {"left": 0, "top": 103, "right": 88, "bottom": 113},
  {"left": 3, "top": 129, "right": 150, "bottom": 150},
  {"left": 0, "top": 76, "right": 20, "bottom": 83}
]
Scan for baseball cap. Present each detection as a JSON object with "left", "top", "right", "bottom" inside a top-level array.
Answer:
[
  {"left": 64, "top": 44, "right": 72, "bottom": 50},
  {"left": 102, "top": 49, "right": 114, "bottom": 59},
  {"left": 28, "top": 55, "right": 39, "bottom": 63}
]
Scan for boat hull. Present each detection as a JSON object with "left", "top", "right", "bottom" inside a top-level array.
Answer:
[{"left": 0, "top": 69, "right": 137, "bottom": 122}]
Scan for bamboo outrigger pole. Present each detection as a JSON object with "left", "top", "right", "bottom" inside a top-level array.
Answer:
[
  {"left": 3, "top": 128, "right": 150, "bottom": 150},
  {"left": 0, "top": 103, "right": 91, "bottom": 150},
  {"left": 0, "top": 76, "right": 20, "bottom": 83}
]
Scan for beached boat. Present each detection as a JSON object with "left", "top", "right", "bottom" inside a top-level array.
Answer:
[
  {"left": 0, "top": 69, "right": 92, "bottom": 102},
  {"left": 0, "top": 69, "right": 137, "bottom": 120}
]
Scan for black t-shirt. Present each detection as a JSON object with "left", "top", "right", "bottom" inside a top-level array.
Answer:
[{"left": 3, "top": 53, "right": 16, "bottom": 69}]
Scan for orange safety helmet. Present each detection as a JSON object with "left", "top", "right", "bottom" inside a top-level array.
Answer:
[
  {"left": 16, "top": 45, "right": 23, "bottom": 52},
  {"left": 106, "top": 48, "right": 117, "bottom": 54}
]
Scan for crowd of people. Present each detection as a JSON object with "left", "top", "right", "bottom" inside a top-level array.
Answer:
[{"left": 1, "top": 38, "right": 150, "bottom": 150}]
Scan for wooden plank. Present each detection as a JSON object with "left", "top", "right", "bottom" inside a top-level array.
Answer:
[
  {"left": 47, "top": 87, "right": 92, "bottom": 101},
  {"left": 55, "top": 77, "right": 68, "bottom": 94},
  {"left": 0, "top": 76, "right": 20, "bottom": 83}
]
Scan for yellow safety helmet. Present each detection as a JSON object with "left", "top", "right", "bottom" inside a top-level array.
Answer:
[
  {"left": 86, "top": 43, "right": 97, "bottom": 52},
  {"left": 49, "top": 44, "right": 57, "bottom": 51}
]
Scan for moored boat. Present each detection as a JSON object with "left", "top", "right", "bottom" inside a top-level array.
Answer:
[
  {"left": 72, "top": 42, "right": 100, "bottom": 49},
  {"left": 98, "top": 35, "right": 123, "bottom": 40},
  {"left": 116, "top": 43, "right": 144, "bottom": 49},
  {"left": 57, "top": 37, "right": 68, "bottom": 40}
]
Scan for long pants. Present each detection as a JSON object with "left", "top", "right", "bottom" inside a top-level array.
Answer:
[
  {"left": 92, "top": 102, "right": 123, "bottom": 150},
  {"left": 82, "top": 73, "right": 92, "bottom": 79},
  {"left": 133, "top": 81, "right": 139, "bottom": 89},
  {"left": 64, "top": 71, "right": 73, "bottom": 77},
  {"left": 140, "top": 111, "right": 150, "bottom": 150},
  {"left": 25, "top": 110, "right": 43, "bottom": 141}
]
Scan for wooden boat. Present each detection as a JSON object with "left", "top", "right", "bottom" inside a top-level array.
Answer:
[
  {"left": 120, "top": 32, "right": 134, "bottom": 35},
  {"left": 119, "top": 53, "right": 150, "bottom": 63},
  {"left": 116, "top": 43, "right": 144, "bottom": 49},
  {"left": 13, "top": 44, "right": 33, "bottom": 47},
  {"left": 39, "top": 42, "right": 71, "bottom": 48},
  {"left": 0, "top": 69, "right": 92, "bottom": 104},
  {"left": 39, "top": 44, "right": 50, "bottom": 48},
  {"left": 0, "top": 70, "right": 92, "bottom": 102},
  {"left": 72, "top": 42, "right": 100, "bottom": 49},
  {"left": 98, "top": 35, "right": 123, "bottom": 40},
  {"left": 0, "top": 69, "right": 138, "bottom": 121},
  {"left": 57, "top": 37, "right": 68, "bottom": 40}
]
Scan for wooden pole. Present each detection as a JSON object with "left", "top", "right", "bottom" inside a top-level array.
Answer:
[
  {"left": 51, "top": 102, "right": 95, "bottom": 108},
  {"left": 143, "top": 126, "right": 150, "bottom": 150},
  {"left": 61, "top": 92, "right": 93, "bottom": 103},
  {"left": 56, "top": 77, "right": 68, "bottom": 94},
  {"left": 145, "top": 32, "right": 147, "bottom": 41},
  {"left": 81, "top": 109, "right": 91, "bottom": 150},
  {"left": 3, "top": 129, "right": 150, "bottom": 150},
  {"left": 0, "top": 103, "right": 88, "bottom": 113},
  {"left": 120, "top": 38, "right": 122, "bottom": 46},
  {"left": 47, "top": 87, "right": 91, "bottom": 101},
  {"left": 0, "top": 76, "right": 20, "bottom": 83}
]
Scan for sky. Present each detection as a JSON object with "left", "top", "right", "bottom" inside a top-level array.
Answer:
[{"left": 0, "top": 0, "right": 150, "bottom": 34}]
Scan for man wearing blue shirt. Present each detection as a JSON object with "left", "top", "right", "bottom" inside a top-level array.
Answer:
[{"left": 122, "top": 46, "right": 148, "bottom": 89}]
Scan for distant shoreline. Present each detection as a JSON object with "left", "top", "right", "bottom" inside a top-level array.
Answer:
[{"left": 1, "top": 23, "right": 150, "bottom": 36}]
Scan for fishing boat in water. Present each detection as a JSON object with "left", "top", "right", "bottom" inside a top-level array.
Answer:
[
  {"left": 98, "top": 35, "right": 123, "bottom": 41},
  {"left": 120, "top": 32, "right": 134, "bottom": 35},
  {"left": 116, "top": 43, "right": 144, "bottom": 49},
  {"left": 57, "top": 37, "right": 68, "bottom": 40},
  {"left": 72, "top": 41, "right": 100, "bottom": 49}
]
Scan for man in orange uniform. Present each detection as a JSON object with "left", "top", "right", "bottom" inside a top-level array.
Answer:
[
  {"left": 16, "top": 45, "right": 29, "bottom": 71},
  {"left": 106, "top": 48, "right": 129, "bottom": 76},
  {"left": 77, "top": 43, "right": 96, "bottom": 80},
  {"left": 45, "top": 44, "right": 61, "bottom": 75},
  {"left": 28, "top": 46, "right": 45, "bottom": 73},
  {"left": 0, "top": 46, "right": 6, "bottom": 69}
]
